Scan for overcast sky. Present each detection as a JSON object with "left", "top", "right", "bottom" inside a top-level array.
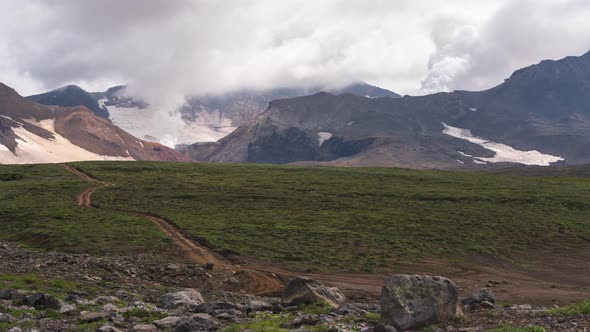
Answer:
[{"left": 1, "top": 0, "right": 590, "bottom": 101}]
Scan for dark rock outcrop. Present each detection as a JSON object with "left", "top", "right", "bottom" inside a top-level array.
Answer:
[
  {"left": 380, "top": 275, "right": 460, "bottom": 330},
  {"left": 281, "top": 276, "right": 346, "bottom": 308}
]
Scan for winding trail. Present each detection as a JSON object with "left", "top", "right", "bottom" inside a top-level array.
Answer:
[{"left": 58, "top": 163, "right": 283, "bottom": 295}]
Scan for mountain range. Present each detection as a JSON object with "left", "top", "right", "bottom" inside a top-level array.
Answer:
[
  {"left": 10, "top": 51, "right": 590, "bottom": 168},
  {"left": 185, "top": 51, "right": 590, "bottom": 168},
  {"left": 25, "top": 82, "right": 400, "bottom": 147}
]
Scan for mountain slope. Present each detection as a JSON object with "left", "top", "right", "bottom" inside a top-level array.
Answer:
[
  {"left": 0, "top": 83, "right": 190, "bottom": 164},
  {"left": 185, "top": 52, "right": 590, "bottom": 168},
  {"left": 27, "top": 85, "right": 110, "bottom": 119},
  {"left": 179, "top": 81, "right": 400, "bottom": 136}
]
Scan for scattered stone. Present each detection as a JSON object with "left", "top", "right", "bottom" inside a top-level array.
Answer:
[
  {"left": 478, "top": 301, "right": 497, "bottom": 309},
  {"left": 23, "top": 293, "right": 62, "bottom": 310},
  {"left": 0, "top": 289, "right": 29, "bottom": 301},
  {"left": 462, "top": 288, "right": 496, "bottom": 306},
  {"left": 0, "top": 313, "right": 15, "bottom": 323},
  {"left": 153, "top": 316, "right": 184, "bottom": 329},
  {"left": 102, "top": 303, "right": 118, "bottom": 312},
  {"left": 173, "top": 313, "right": 218, "bottom": 332},
  {"left": 245, "top": 300, "right": 274, "bottom": 312},
  {"left": 7, "top": 328, "right": 23, "bottom": 332},
  {"left": 205, "top": 261, "right": 215, "bottom": 270},
  {"left": 59, "top": 302, "right": 79, "bottom": 315},
  {"left": 380, "top": 274, "right": 460, "bottom": 331},
  {"left": 97, "top": 325, "right": 124, "bottom": 332},
  {"left": 281, "top": 276, "right": 346, "bottom": 308},
  {"left": 161, "top": 288, "right": 205, "bottom": 309},
  {"left": 131, "top": 323, "right": 158, "bottom": 332},
  {"left": 94, "top": 296, "right": 120, "bottom": 305},
  {"left": 510, "top": 304, "right": 533, "bottom": 311},
  {"left": 109, "top": 312, "right": 125, "bottom": 323},
  {"left": 374, "top": 324, "right": 399, "bottom": 332},
  {"left": 78, "top": 311, "right": 108, "bottom": 322},
  {"left": 335, "top": 302, "right": 373, "bottom": 315},
  {"left": 193, "top": 301, "right": 242, "bottom": 314},
  {"left": 281, "top": 316, "right": 320, "bottom": 329}
]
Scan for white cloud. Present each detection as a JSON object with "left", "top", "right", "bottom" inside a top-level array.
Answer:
[{"left": 0, "top": 0, "right": 588, "bottom": 100}]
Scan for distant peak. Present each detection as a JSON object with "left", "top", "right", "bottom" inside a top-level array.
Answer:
[
  {"left": 55, "top": 84, "right": 85, "bottom": 92},
  {"left": 0, "top": 82, "right": 19, "bottom": 97}
]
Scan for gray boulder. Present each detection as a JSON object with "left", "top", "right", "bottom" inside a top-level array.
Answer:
[
  {"left": 374, "top": 324, "right": 398, "bottom": 332},
  {"left": 94, "top": 296, "right": 120, "bottom": 305},
  {"left": 131, "top": 324, "right": 158, "bottom": 332},
  {"left": 78, "top": 311, "right": 108, "bottom": 322},
  {"left": 192, "top": 301, "right": 242, "bottom": 314},
  {"left": 281, "top": 276, "right": 346, "bottom": 308},
  {"left": 97, "top": 325, "right": 124, "bottom": 332},
  {"left": 173, "top": 313, "right": 218, "bottom": 332},
  {"left": 161, "top": 288, "right": 205, "bottom": 309},
  {"left": 0, "top": 289, "right": 29, "bottom": 301},
  {"left": 245, "top": 300, "right": 273, "bottom": 312},
  {"left": 380, "top": 275, "right": 460, "bottom": 330},
  {"left": 0, "top": 313, "right": 14, "bottom": 323},
  {"left": 23, "top": 293, "right": 62, "bottom": 310},
  {"left": 461, "top": 288, "right": 496, "bottom": 306},
  {"left": 153, "top": 316, "right": 184, "bottom": 329}
]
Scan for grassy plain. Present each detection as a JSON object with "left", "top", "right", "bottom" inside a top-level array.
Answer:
[{"left": 1, "top": 161, "right": 590, "bottom": 272}]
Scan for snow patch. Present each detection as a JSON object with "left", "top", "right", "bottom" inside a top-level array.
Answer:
[
  {"left": 114, "top": 134, "right": 125, "bottom": 144},
  {"left": 98, "top": 98, "right": 107, "bottom": 108},
  {"left": 458, "top": 151, "right": 488, "bottom": 165},
  {"left": 318, "top": 132, "right": 332, "bottom": 146},
  {"left": 106, "top": 105, "right": 237, "bottom": 146},
  {"left": 469, "top": 107, "right": 477, "bottom": 112},
  {"left": 0, "top": 114, "right": 20, "bottom": 123},
  {"left": 0, "top": 119, "right": 135, "bottom": 164},
  {"left": 442, "top": 122, "right": 563, "bottom": 166},
  {"left": 456, "top": 159, "right": 464, "bottom": 164},
  {"left": 347, "top": 121, "right": 354, "bottom": 126}
]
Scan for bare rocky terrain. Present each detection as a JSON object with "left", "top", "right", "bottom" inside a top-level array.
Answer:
[{"left": 1, "top": 240, "right": 589, "bottom": 331}]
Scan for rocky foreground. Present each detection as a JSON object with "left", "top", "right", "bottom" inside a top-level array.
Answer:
[{"left": 0, "top": 241, "right": 588, "bottom": 331}]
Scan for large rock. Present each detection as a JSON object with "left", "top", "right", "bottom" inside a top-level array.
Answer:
[
  {"left": 461, "top": 288, "right": 496, "bottom": 306},
  {"left": 173, "top": 313, "right": 217, "bottom": 332},
  {"left": 161, "top": 288, "right": 205, "bottom": 309},
  {"left": 380, "top": 275, "right": 460, "bottom": 330},
  {"left": 23, "top": 293, "right": 62, "bottom": 310},
  {"left": 281, "top": 276, "right": 346, "bottom": 308}
]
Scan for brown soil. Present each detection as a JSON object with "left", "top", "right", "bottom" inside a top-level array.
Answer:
[{"left": 58, "top": 163, "right": 590, "bottom": 305}]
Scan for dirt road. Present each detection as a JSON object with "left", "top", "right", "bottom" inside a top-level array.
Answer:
[
  {"left": 58, "top": 163, "right": 590, "bottom": 304},
  {"left": 59, "top": 163, "right": 283, "bottom": 295}
]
